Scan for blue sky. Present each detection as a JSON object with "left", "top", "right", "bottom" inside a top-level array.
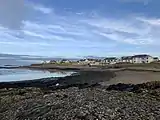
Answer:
[{"left": 0, "top": 0, "right": 160, "bottom": 57}]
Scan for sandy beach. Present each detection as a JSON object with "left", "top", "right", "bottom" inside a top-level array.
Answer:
[{"left": 101, "top": 70, "right": 160, "bottom": 85}]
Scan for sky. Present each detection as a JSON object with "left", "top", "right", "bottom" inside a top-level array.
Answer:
[{"left": 0, "top": 0, "right": 160, "bottom": 57}]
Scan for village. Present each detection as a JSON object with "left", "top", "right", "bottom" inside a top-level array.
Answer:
[{"left": 42, "top": 54, "right": 159, "bottom": 66}]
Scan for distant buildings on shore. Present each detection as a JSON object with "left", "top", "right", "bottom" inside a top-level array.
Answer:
[
  {"left": 42, "top": 54, "right": 159, "bottom": 65},
  {"left": 102, "top": 55, "right": 159, "bottom": 65}
]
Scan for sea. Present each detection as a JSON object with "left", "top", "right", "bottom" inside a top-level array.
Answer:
[{"left": 0, "top": 55, "right": 73, "bottom": 82}]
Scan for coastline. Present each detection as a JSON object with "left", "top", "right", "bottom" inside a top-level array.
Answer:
[
  {"left": 0, "top": 70, "right": 115, "bottom": 89},
  {"left": 1, "top": 63, "right": 160, "bottom": 89},
  {"left": 0, "top": 65, "right": 160, "bottom": 119}
]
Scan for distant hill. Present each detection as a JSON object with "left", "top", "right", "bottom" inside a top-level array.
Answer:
[
  {"left": 84, "top": 56, "right": 106, "bottom": 60},
  {"left": 0, "top": 53, "right": 80, "bottom": 67},
  {"left": 0, "top": 53, "right": 79, "bottom": 61}
]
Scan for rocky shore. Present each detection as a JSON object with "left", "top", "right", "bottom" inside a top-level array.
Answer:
[
  {"left": 0, "top": 81, "right": 160, "bottom": 120},
  {"left": 0, "top": 70, "right": 160, "bottom": 120}
]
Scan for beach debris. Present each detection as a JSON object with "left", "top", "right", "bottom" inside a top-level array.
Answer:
[{"left": 56, "top": 83, "right": 60, "bottom": 86}]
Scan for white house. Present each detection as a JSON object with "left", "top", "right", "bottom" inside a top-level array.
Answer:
[
  {"left": 132, "top": 55, "right": 154, "bottom": 63},
  {"left": 49, "top": 60, "right": 57, "bottom": 64},
  {"left": 42, "top": 60, "right": 50, "bottom": 64},
  {"left": 120, "top": 56, "right": 133, "bottom": 63},
  {"left": 153, "top": 57, "right": 159, "bottom": 62},
  {"left": 60, "top": 59, "right": 71, "bottom": 63},
  {"left": 103, "top": 57, "right": 118, "bottom": 64},
  {"left": 77, "top": 58, "right": 101, "bottom": 65}
]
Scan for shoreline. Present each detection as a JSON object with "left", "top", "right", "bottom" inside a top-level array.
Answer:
[
  {"left": 1, "top": 64, "right": 160, "bottom": 90},
  {"left": 0, "top": 70, "right": 115, "bottom": 90},
  {"left": 0, "top": 65, "right": 160, "bottom": 119}
]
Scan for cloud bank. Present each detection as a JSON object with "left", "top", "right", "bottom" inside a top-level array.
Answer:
[
  {"left": 0, "top": 1, "right": 159, "bottom": 57},
  {"left": 0, "top": 0, "right": 25, "bottom": 29}
]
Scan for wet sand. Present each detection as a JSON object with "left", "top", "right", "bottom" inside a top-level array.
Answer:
[
  {"left": 2, "top": 63, "right": 160, "bottom": 88},
  {"left": 101, "top": 70, "right": 160, "bottom": 85}
]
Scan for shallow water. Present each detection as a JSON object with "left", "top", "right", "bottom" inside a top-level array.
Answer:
[{"left": 0, "top": 69, "right": 73, "bottom": 82}]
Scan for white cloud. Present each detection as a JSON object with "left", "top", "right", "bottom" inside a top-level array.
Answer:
[
  {"left": 137, "top": 17, "right": 160, "bottom": 26},
  {"left": 33, "top": 4, "right": 53, "bottom": 14},
  {"left": 1, "top": 1, "right": 160, "bottom": 57},
  {"left": 82, "top": 16, "right": 160, "bottom": 46},
  {"left": 76, "top": 12, "right": 84, "bottom": 15},
  {"left": 0, "top": 0, "right": 25, "bottom": 29},
  {"left": 23, "top": 30, "right": 46, "bottom": 39},
  {"left": 118, "top": 0, "right": 151, "bottom": 5}
]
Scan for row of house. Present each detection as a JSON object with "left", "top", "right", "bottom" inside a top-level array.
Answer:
[
  {"left": 77, "top": 59, "right": 101, "bottom": 65},
  {"left": 42, "top": 59, "right": 72, "bottom": 64},
  {"left": 42, "top": 54, "right": 159, "bottom": 65},
  {"left": 103, "top": 55, "right": 159, "bottom": 64},
  {"left": 78, "top": 55, "right": 159, "bottom": 65}
]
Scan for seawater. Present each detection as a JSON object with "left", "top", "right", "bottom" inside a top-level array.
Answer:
[{"left": 0, "top": 69, "right": 73, "bottom": 82}]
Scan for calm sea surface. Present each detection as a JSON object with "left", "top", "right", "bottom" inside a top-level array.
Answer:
[
  {"left": 0, "top": 58, "right": 41, "bottom": 67},
  {"left": 0, "top": 69, "right": 73, "bottom": 82},
  {"left": 0, "top": 57, "right": 73, "bottom": 82}
]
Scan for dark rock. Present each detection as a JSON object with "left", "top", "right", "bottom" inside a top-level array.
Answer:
[
  {"left": 63, "top": 94, "right": 68, "bottom": 98},
  {"left": 106, "top": 83, "right": 135, "bottom": 92},
  {"left": 0, "top": 83, "right": 160, "bottom": 120},
  {"left": 106, "top": 81, "right": 160, "bottom": 93}
]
